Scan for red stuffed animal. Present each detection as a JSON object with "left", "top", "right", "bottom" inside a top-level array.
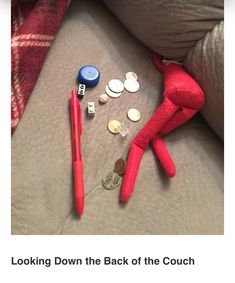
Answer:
[{"left": 120, "top": 53, "right": 205, "bottom": 202}]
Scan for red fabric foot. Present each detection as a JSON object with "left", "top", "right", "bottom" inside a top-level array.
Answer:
[{"left": 151, "top": 135, "right": 176, "bottom": 177}]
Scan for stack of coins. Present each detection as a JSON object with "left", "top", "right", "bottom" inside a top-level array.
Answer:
[
  {"left": 106, "top": 79, "right": 125, "bottom": 98},
  {"left": 102, "top": 158, "right": 126, "bottom": 190},
  {"left": 124, "top": 72, "right": 140, "bottom": 93},
  {"left": 105, "top": 72, "right": 139, "bottom": 98}
]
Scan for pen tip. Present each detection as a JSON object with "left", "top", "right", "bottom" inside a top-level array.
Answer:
[{"left": 75, "top": 198, "right": 84, "bottom": 217}]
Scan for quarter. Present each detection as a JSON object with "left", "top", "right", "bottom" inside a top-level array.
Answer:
[
  {"left": 106, "top": 85, "right": 122, "bottom": 98},
  {"left": 124, "top": 79, "right": 140, "bottom": 93},
  {"left": 108, "top": 119, "right": 121, "bottom": 134},
  {"left": 102, "top": 172, "right": 121, "bottom": 190},
  {"left": 108, "top": 79, "right": 124, "bottom": 93},
  {"left": 127, "top": 108, "right": 141, "bottom": 122}
]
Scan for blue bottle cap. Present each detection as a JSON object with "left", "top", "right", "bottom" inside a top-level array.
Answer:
[{"left": 77, "top": 65, "right": 100, "bottom": 87}]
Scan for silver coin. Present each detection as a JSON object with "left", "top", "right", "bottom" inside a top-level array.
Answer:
[
  {"left": 106, "top": 85, "right": 122, "bottom": 98},
  {"left": 124, "top": 79, "right": 140, "bottom": 93},
  {"left": 108, "top": 79, "right": 124, "bottom": 93},
  {"left": 125, "top": 72, "right": 138, "bottom": 81},
  {"left": 102, "top": 171, "right": 121, "bottom": 190},
  {"left": 127, "top": 108, "right": 141, "bottom": 122}
]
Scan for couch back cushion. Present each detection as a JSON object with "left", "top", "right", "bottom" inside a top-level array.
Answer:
[{"left": 103, "top": 0, "right": 223, "bottom": 60}]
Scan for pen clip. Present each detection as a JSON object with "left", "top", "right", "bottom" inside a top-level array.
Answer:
[
  {"left": 71, "top": 89, "right": 82, "bottom": 135},
  {"left": 76, "top": 97, "right": 83, "bottom": 135}
]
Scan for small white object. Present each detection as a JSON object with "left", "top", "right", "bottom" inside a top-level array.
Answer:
[
  {"left": 98, "top": 94, "right": 108, "bottom": 104},
  {"left": 117, "top": 123, "right": 129, "bottom": 137},
  {"left": 162, "top": 59, "right": 183, "bottom": 65},
  {"left": 108, "top": 79, "right": 124, "bottom": 93},
  {"left": 124, "top": 79, "right": 140, "bottom": 93},
  {"left": 78, "top": 84, "right": 86, "bottom": 98},
  {"left": 105, "top": 85, "right": 122, "bottom": 98},
  {"left": 88, "top": 102, "right": 95, "bottom": 117}
]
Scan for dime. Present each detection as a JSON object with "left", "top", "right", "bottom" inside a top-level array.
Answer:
[
  {"left": 124, "top": 79, "right": 140, "bottom": 93},
  {"left": 114, "top": 158, "right": 126, "bottom": 176},
  {"left": 106, "top": 85, "right": 122, "bottom": 98},
  {"left": 108, "top": 79, "right": 124, "bottom": 93},
  {"left": 125, "top": 72, "right": 138, "bottom": 81},
  {"left": 98, "top": 94, "right": 108, "bottom": 104},
  {"left": 102, "top": 171, "right": 121, "bottom": 190},
  {"left": 127, "top": 108, "right": 141, "bottom": 122},
  {"left": 108, "top": 119, "right": 121, "bottom": 134}
]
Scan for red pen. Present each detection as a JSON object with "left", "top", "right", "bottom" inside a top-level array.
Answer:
[{"left": 70, "top": 89, "right": 84, "bottom": 216}]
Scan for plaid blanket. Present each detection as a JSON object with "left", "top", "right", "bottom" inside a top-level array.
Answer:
[{"left": 11, "top": 0, "right": 69, "bottom": 133}]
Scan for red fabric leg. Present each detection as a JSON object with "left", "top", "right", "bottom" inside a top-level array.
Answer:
[
  {"left": 120, "top": 98, "right": 178, "bottom": 202},
  {"left": 133, "top": 97, "right": 179, "bottom": 149},
  {"left": 153, "top": 53, "right": 205, "bottom": 110},
  {"left": 151, "top": 135, "right": 176, "bottom": 177},
  {"left": 160, "top": 107, "right": 198, "bottom": 136},
  {"left": 120, "top": 143, "right": 144, "bottom": 202},
  {"left": 150, "top": 108, "right": 197, "bottom": 177}
]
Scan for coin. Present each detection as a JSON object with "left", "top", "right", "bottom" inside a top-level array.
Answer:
[
  {"left": 102, "top": 171, "right": 121, "bottom": 190},
  {"left": 98, "top": 94, "right": 108, "bottom": 104},
  {"left": 108, "top": 79, "right": 124, "bottom": 93},
  {"left": 114, "top": 158, "right": 126, "bottom": 176},
  {"left": 106, "top": 85, "right": 122, "bottom": 98},
  {"left": 124, "top": 79, "right": 140, "bottom": 92},
  {"left": 108, "top": 119, "right": 121, "bottom": 134},
  {"left": 125, "top": 72, "right": 138, "bottom": 81},
  {"left": 127, "top": 108, "right": 141, "bottom": 122}
]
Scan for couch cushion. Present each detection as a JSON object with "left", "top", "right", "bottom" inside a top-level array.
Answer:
[
  {"left": 12, "top": 0, "right": 223, "bottom": 235},
  {"left": 103, "top": 0, "right": 224, "bottom": 60}
]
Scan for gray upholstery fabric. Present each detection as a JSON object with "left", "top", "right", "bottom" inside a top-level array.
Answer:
[
  {"left": 184, "top": 21, "right": 224, "bottom": 139},
  {"left": 103, "top": 0, "right": 224, "bottom": 138},
  {"left": 11, "top": 0, "right": 223, "bottom": 235},
  {"left": 103, "top": 0, "right": 224, "bottom": 60}
]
